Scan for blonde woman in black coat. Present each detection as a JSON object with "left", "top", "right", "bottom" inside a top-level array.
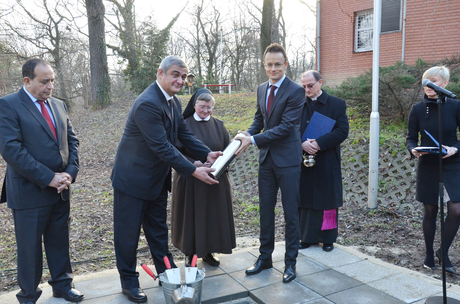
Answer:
[{"left": 406, "top": 66, "right": 460, "bottom": 274}]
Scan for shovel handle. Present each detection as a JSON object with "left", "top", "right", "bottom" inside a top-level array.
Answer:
[
  {"left": 141, "top": 263, "right": 157, "bottom": 280},
  {"left": 163, "top": 256, "right": 172, "bottom": 269},
  {"left": 191, "top": 254, "right": 198, "bottom": 267}
]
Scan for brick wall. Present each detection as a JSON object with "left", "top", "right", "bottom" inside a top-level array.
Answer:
[{"left": 319, "top": 0, "right": 460, "bottom": 86}]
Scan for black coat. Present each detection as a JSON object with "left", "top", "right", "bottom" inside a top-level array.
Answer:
[
  {"left": 406, "top": 96, "right": 460, "bottom": 204},
  {"left": 299, "top": 90, "right": 349, "bottom": 210}
]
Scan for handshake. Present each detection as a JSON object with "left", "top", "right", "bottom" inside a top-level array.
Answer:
[{"left": 234, "top": 131, "right": 252, "bottom": 156}]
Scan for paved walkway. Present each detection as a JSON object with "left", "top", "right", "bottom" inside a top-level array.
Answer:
[{"left": 2, "top": 242, "right": 460, "bottom": 303}]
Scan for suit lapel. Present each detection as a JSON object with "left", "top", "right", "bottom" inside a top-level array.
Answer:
[
  {"left": 20, "top": 89, "right": 58, "bottom": 143},
  {"left": 261, "top": 82, "right": 270, "bottom": 117},
  {"left": 153, "top": 83, "right": 175, "bottom": 140}
]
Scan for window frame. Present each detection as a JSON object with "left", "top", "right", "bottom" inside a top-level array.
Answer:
[{"left": 354, "top": 9, "right": 374, "bottom": 53}]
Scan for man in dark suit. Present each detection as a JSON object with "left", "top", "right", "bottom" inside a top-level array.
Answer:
[
  {"left": 111, "top": 56, "right": 221, "bottom": 303},
  {"left": 0, "top": 59, "right": 82, "bottom": 303},
  {"left": 235, "top": 43, "right": 304, "bottom": 283},
  {"left": 298, "top": 70, "right": 349, "bottom": 252}
]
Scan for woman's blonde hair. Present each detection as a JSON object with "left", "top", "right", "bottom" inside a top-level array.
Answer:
[{"left": 422, "top": 66, "right": 450, "bottom": 82}]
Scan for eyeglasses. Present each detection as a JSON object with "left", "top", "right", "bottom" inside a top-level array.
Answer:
[
  {"left": 264, "top": 62, "right": 285, "bottom": 70},
  {"left": 196, "top": 105, "right": 213, "bottom": 111},
  {"left": 304, "top": 80, "right": 319, "bottom": 89}
]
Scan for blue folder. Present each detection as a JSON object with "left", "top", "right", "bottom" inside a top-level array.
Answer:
[{"left": 302, "top": 111, "right": 336, "bottom": 141}]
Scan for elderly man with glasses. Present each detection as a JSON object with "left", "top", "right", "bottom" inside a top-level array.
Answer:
[{"left": 298, "top": 70, "right": 349, "bottom": 253}]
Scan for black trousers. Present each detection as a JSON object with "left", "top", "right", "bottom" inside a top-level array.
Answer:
[
  {"left": 113, "top": 187, "right": 175, "bottom": 289},
  {"left": 12, "top": 200, "right": 73, "bottom": 303},
  {"left": 258, "top": 153, "right": 300, "bottom": 266}
]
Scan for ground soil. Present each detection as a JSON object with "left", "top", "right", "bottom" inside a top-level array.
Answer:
[{"left": 0, "top": 96, "right": 459, "bottom": 295}]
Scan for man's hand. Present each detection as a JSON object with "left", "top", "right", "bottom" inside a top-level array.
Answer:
[
  {"left": 207, "top": 151, "right": 223, "bottom": 165},
  {"left": 302, "top": 139, "right": 320, "bottom": 155},
  {"left": 192, "top": 167, "right": 219, "bottom": 185},
  {"left": 194, "top": 160, "right": 211, "bottom": 168},
  {"left": 49, "top": 172, "right": 72, "bottom": 193},
  {"left": 235, "top": 131, "right": 252, "bottom": 156}
]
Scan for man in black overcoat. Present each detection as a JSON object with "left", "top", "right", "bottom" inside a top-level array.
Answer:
[
  {"left": 0, "top": 58, "right": 82, "bottom": 303},
  {"left": 298, "top": 70, "right": 349, "bottom": 252}
]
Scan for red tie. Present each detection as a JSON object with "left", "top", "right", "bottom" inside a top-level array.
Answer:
[
  {"left": 267, "top": 85, "right": 277, "bottom": 115},
  {"left": 37, "top": 100, "right": 57, "bottom": 139}
]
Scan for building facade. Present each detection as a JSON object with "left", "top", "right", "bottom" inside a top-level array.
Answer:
[{"left": 318, "top": 0, "right": 460, "bottom": 86}]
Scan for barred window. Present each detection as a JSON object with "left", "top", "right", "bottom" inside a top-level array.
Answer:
[{"left": 354, "top": 9, "right": 373, "bottom": 52}]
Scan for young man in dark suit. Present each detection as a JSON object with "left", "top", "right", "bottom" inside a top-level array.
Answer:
[
  {"left": 235, "top": 43, "right": 305, "bottom": 283},
  {"left": 111, "top": 56, "right": 221, "bottom": 303},
  {"left": 0, "top": 59, "right": 82, "bottom": 303}
]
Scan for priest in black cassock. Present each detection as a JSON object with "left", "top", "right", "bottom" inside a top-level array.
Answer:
[{"left": 298, "top": 70, "right": 349, "bottom": 252}]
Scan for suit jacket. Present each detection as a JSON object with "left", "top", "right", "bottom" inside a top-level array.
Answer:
[
  {"left": 111, "top": 82, "right": 211, "bottom": 201},
  {"left": 0, "top": 88, "right": 79, "bottom": 209},
  {"left": 247, "top": 77, "right": 305, "bottom": 167},
  {"left": 299, "top": 90, "right": 349, "bottom": 209}
]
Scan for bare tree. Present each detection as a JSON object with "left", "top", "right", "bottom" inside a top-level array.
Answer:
[
  {"left": 1, "top": 0, "right": 86, "bottom": 107},
  {"left": 86, "top": 0, "right": 110, "bottom": 109},
  {"left": 260, "top": 0, "right": 274, "bottom": 83}
]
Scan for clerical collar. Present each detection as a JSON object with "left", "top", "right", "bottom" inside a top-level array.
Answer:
[
  {"left": 193, "top": 112, "right": 210, "bottom": 121},
  {"left": 156, "top": 81, "right": 173, "bottom": 102},
  {"left": 311, "top": 90, "right": 323, "bottom": 101}
]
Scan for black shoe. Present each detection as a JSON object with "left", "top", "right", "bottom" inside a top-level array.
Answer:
[
  {"left": 245, "top": 257, "right": 273, "bottom": 275},
  {"left": 299, "top": 241, "right": 313, "bottom": 249},
  {"left": 52, "top": 288, "right": 84, "bottom": 302},
  {"left": 122, "top": 287, "right": 147, "bottom": 303},
  {"left": 202, "top": 253, "right": 220, "bottom": 266},
  {"left": 436, "top": 249, "right": 457, "bottom": 274},
  {"left": 423, "top": 254, "right": 436, "bottom": 270},
  {"left": 283, "top": 265, "right": 296, "bottom": 283},
  {"left": 185, "top": 254, "right": 194, "bottom": 267},
  {"left": 323, "top": 243, "right": 334, "bottom": 252}
]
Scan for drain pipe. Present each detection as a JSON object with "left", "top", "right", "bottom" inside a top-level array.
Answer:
[
  {"left": 316, "top": 0, "right": 321, "bottom": 71},
  {"left": 401, "top": 0, "right": 407, "bottom": 63}
]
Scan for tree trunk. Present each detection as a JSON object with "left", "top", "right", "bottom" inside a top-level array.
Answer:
[
  {"left": 260, "top": 0, "right": 274, "bottom": 83},
  {"left": 86, "top": 0, "right": 110, "bottom": 109}
]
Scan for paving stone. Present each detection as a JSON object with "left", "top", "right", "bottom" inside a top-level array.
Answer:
[
  {"left": 201, "top": 273, "right": 248, "bottom": 303},
  {"left": 250, "top": 280, "right": 322, "bottom": 304},
  {"left": 301, "top": 298, "right": 335, "bottom": 304},
  {"left": 273, "top": 255, "right": 328, "bottom": 278},
  {"left": 219, "top": 251, "right": 261, "bottom": 274},
  {"left": 248, "top": 242, "right": 286, "bottom": 263},
  {"left": 300, "top": 246, "right": 363, "bottom": 268},
  {"left": 231, "top": 269, "right": 283, "bottom": 290},
  {"left": 368, "top": 273, "right": 442, "bottom": 303},
  {"left": 76, "top": 272, "right": 121, "bottom": 299},
  {"left": 297, "top": 269, "right": 363, "bottom": 296},
  {"left": 335, "top": 259, "right": 399, "bottom": 283},
  {"left": 326, "top": 284, "right": 405, "bottom": 304}
]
